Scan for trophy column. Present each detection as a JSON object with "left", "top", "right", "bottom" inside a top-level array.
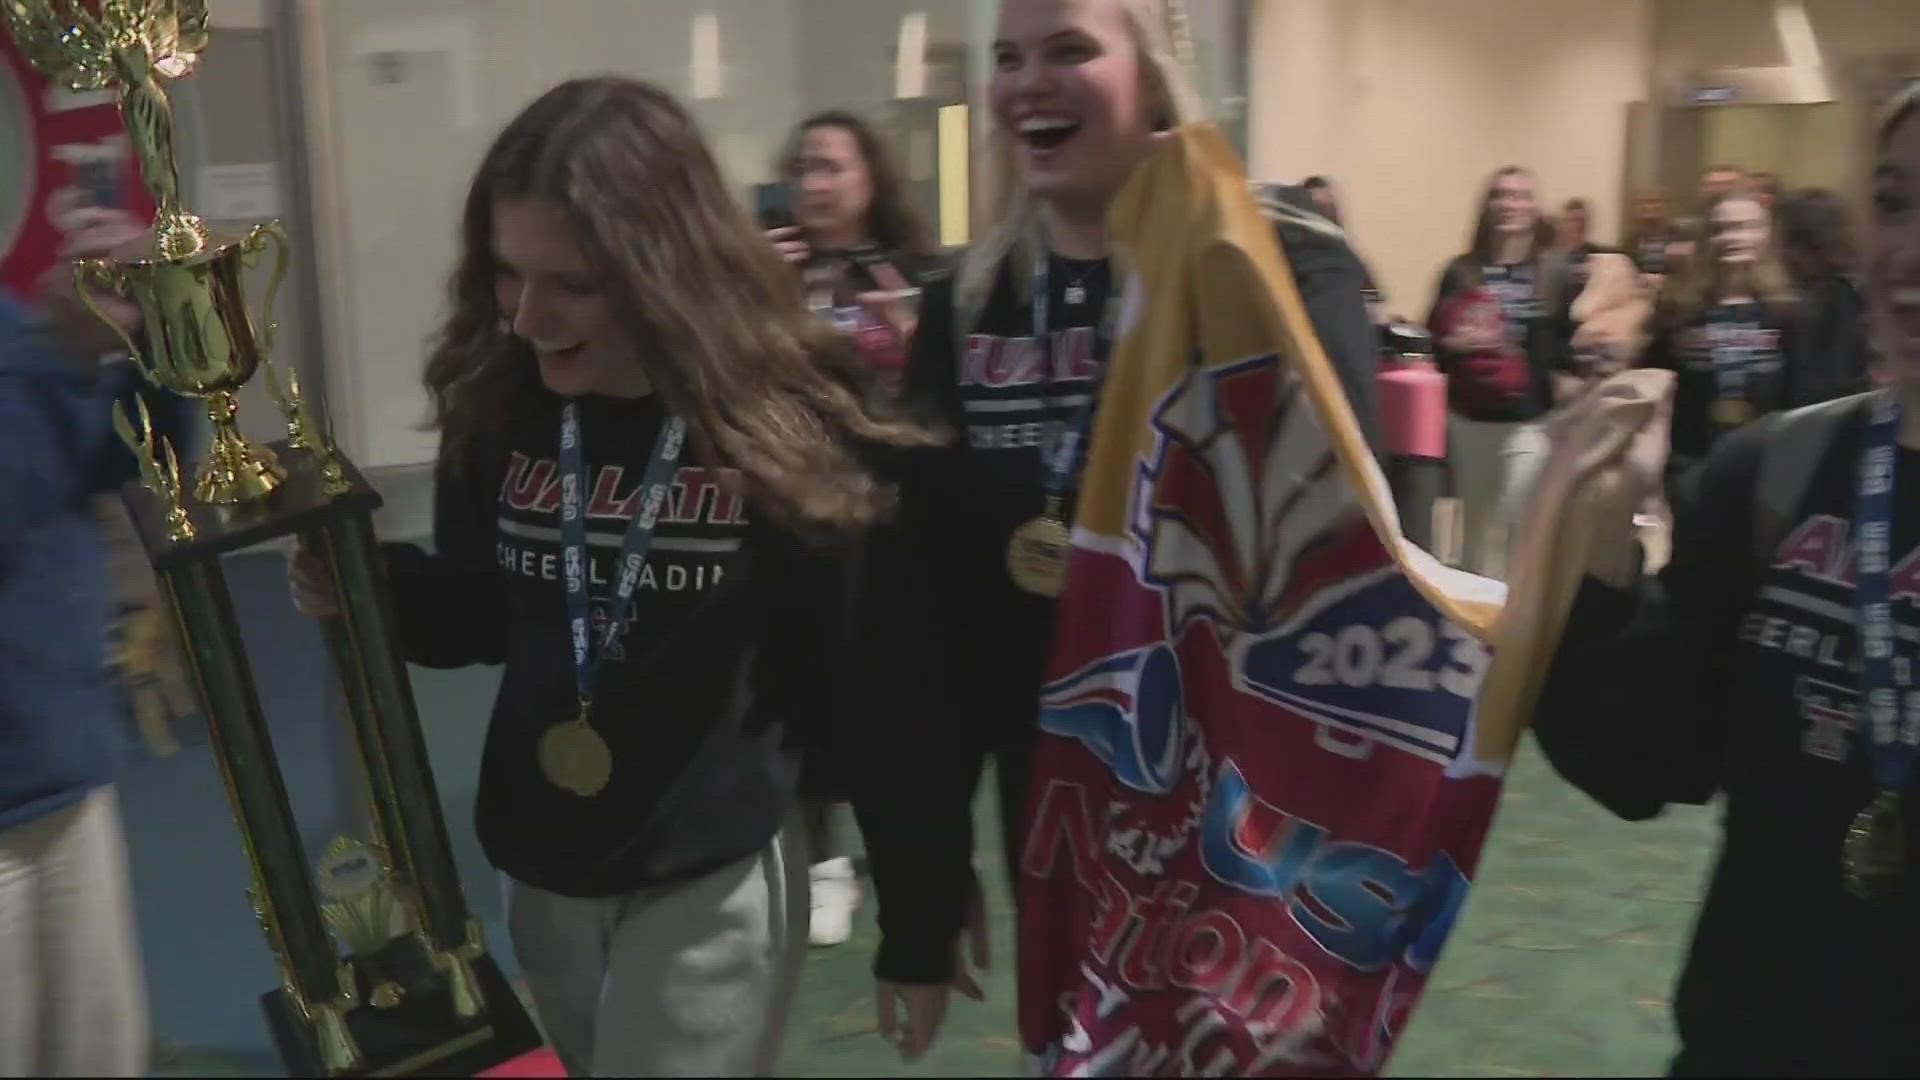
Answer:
[
  {"left": 4, "top": 2, "right": 540, "bottom": 1072},
  {"left": 307, "top": 508, "right": 487, "bottom": 1016},
  {"left": 158, "top": 559, "right": 364, "bottom": 1072}
]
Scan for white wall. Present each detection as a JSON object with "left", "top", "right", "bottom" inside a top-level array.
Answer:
[
  {"left": 1653, "top": 0, "right": 1920, "bottom": 76},
  {"left": 1247, "top": 0, "right": 1652, "bottom": 318},
  {"left": 798, "top": 1, "right": 979, "bottom": 115},
  {"left": 312, "top": 0, "right": 805, "bottom": 470},
  {"left": 310, "top": 0, "right": 1256, "bottom": 473}
]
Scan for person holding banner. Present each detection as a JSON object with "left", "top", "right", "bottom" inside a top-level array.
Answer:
[
  {"left": 848, "top": 0, "right": 1383, "bottom": 1061},
  {"left": 1532, "top": 82, "right": 1920, "bottom": 1077},
  {"left": 291, "top": 78, "right": 932, "bottom": 1076}
]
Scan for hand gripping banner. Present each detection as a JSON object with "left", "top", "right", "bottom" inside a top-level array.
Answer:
[{"left": 1015, "top": 123, "right": 1670, "bottom": 1077}]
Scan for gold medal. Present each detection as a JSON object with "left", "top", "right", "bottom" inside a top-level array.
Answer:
[
  {"left": 1710, "top": 398, "right": 1754, "bottom": 427},
  {"left": 1842, "top": 789, "right": 1905, "bottom": 901},
  {"left": 538, "top": 711, "right": 613, "bottom": 798},
  {"left": 1008, "top": 496, "right": 1072, "bottom": 597}
]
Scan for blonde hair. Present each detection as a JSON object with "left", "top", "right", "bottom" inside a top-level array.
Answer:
[{"left": 955, "top": 0, "right": 1208, "bottom": 327}]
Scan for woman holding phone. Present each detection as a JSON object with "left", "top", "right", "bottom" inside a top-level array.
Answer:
[
  {"left": 766, "top": 111, "right": 945, "bottom": 399},
  {"left": 759, "top": 110, "right": 946, "bottom": 948}
]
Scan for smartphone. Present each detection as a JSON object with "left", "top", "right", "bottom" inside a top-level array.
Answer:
[{"left": 754, "top": 182, "right": 794, "bottom": 231}]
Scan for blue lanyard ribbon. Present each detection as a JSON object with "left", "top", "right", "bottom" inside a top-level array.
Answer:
[
  {"left": 1033, "top": 252, "right": 1115, "bottom": 503},
  {"left": 1855, "top": 389, "right": 1916, "bottom": 791},
  {"left": 558, "top": 402, "right": 687, "bottom": 706}
]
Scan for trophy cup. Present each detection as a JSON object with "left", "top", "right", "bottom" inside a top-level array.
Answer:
[{"left": 1, "top": 3, "right": 540, "bottom": 1074}]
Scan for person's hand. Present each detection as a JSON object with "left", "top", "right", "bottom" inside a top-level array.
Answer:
[
  {"left": 37, "top": 203, "right": 148, "bottom": 362},
  {"left": 875, "top": 873, "right": 989, "bottom": 1061},
  {"left": 855, "top": 259, "right": 920, "bottom": 343},
  {"left": 1564, "top": 373, "right": 1673, "bottom": 586},
  {"left": 1551, "top": 370, "right": 1588, "bottom": 405},
  {"left": 287, "top": 541, "right": 339, "bottom": 618},
  {"left": 856, "top": 261, "right": 921, "bottom": 342},
  {"left": 766, "top": 226, "right": 810, "bottom": 267}
]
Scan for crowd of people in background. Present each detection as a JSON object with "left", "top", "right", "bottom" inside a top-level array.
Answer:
[
  {"left": 5, "top": 0, "right": 1916, "bottom": 1075},
  {"left": 1409, "top": 161, "right": 1881, "bottom": 579}
]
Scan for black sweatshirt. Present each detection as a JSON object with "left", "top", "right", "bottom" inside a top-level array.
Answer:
[
  {"left": 850, "top": 206, "right": 1385, "bottom": 984},
  {"left": 1649, "top": 299, "right": 1796, "bottom": 476},
  {"left": 1532, "top": 405, "right": 1920, "bottom": 1076},
  {"left": 382, "top": 389, "right": 851, "bottom": 897},
  {"left": 1791, "top": 275, "right": 1874, "bottom": 407}
]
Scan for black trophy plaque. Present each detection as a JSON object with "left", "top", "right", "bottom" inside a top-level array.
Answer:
[{"left": 123, "top": 442, "right": 541, "bottom": 1077}]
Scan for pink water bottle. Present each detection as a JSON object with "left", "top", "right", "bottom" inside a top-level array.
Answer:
[{"left": 1376, "top": 321, "right": 1446, "bottom": 460}]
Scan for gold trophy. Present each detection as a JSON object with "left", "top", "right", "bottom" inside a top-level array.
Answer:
[{"left": 2, "top": 2, "right": 539, "bottom": 1074}]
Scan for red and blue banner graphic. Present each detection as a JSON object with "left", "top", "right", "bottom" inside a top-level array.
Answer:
[{"left": 1016, "top": 125, "right": 1546, "bottom": 1077}]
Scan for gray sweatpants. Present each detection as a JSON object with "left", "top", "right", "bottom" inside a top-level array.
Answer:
[
  {"left": 503, "top": 811, "right": 808, "bottom": 1077},
  {"left": 0, "top": 787, "right": 150, "bottom": 1078}
]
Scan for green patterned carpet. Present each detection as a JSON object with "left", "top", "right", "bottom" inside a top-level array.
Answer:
[
  {"left": 153, "top": 739, "right": 1718, "bottom": 1078},
  {"left": 774, "top": 739, "right": 1721, "bottom": 1079}
]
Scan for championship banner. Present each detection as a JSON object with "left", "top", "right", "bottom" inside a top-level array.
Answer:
[
  {"left": 1015, "top": 123, "right": 1661, "bottom": 1076},
  {"left": 0, "top": 29, "right": 153, "bottom": 300}
]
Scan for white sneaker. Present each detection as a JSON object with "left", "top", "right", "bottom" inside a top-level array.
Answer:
[{"left": 808, "top": 856, "right": 862, "bottom": 947}]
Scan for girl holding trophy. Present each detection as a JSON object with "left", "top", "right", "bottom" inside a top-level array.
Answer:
[{"left": 294, "top": 77, "right": 930, "bottom": 1075}]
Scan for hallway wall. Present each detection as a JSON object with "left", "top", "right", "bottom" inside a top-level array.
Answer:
[{"left": 1246, "top": 0, "right": 1653, "bottom": 317}]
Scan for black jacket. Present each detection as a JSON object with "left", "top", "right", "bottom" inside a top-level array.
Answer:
[
  {"left": 850, "top": 197, "right": 1388, "bottom": 985},
  {"left": 1789, "top": 274, "right": 1873, "bottom": 407},
  {"left": 1263, "top": 183, "right": 1386, "bottom": 458},
  {"left": 1533, "top": 402, "right": 1920, "bottom": 1076}
]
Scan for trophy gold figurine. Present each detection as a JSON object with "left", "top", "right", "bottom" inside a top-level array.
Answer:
[{"left": 1, "top": 2, "right": 539, "bottom": 1074}]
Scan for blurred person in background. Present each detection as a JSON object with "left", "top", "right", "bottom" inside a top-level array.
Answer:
[
  {"left": 1779, "top": 186, "right": 1874, "bottom": 405},
  {"left": 768, "top": 111, "right": 945, "bottom": 402},
  {"left": 1529, "top": 82, "right": 1920, "bottom": 1078},
  {"left": 1665, "top": 165, "right": 1749, "bottom": 272},
  {"left": 1426, "top": 165, "right": 1575, "bottom": 579},
  {"left": 1647, "top": 188, "right": 1801, "bottom": 484},
  {"left": 1699, "top": 163, "right": 1747, "bottom": 205},
  {"left": 1302, "top": 174, "right": 1340, "bottom": 222},
  {"left": 1555, "top": 196, "right": 1611, "bottom": 294},
  {"left": 1627, "top": 187, "right": 1682, "bottom": 285},
  {"left": 1300, "top": 173, "right": 1387, "bottom": 320},
  {"left": 1748, "top": 169, "right": 1784, "bottom": 213},
  {"left": 765, "top": 109, "right": 944, "bottom": 950},
  {"left": 0, "top": 204, "right": 184, "bottom": 1076}
]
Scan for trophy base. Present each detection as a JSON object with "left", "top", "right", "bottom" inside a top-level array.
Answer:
[{"left": 262, "top": 947, "right": 542, "bottom": 1078}]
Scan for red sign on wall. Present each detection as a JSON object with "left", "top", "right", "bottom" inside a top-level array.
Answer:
[{"left": 0, "top": 33, "right": 154, "bottom": 301}]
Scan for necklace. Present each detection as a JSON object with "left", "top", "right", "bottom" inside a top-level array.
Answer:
[{"left": 1061, "top": 257, "right": 1107, "bottom": 307}]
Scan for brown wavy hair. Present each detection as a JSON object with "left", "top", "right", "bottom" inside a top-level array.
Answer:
[
  {"left": 1467, "top": 167, "right": 1554, "bottom": 267},
  {"left": 1776, "top": 187, "right": 1857, "bottom": 288},
  {"left": 1452, "top": 166, "right": 1561, "bottom": 310},
  {"left": 423, "top": 77, "right": 937, "bottom": 531},
  {"left": 1661, "top": 190, "right": 1797, "bottom": 333},
  {"left": 780, "top": 111, "right": 935, "bottom": 257}
]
